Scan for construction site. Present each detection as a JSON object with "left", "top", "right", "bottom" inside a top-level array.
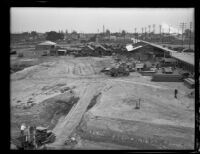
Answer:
[{"left": 10, "top": 8, "right": 195, "bottom": 150}]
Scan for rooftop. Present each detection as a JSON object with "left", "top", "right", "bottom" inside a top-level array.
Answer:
[
  {"left": 139, "top": 40, "right": 194, "bottom": 66},
  {"left": 38, "top": 41, "right": 57, "bottom": 46}
]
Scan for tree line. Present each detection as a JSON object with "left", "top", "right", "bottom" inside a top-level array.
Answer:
[{"left": 14, "top": 28, "right": 193, "bottom": 42}]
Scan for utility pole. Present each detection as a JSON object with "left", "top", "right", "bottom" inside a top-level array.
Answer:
[
  {"left": 148, "top": 25, "right": 151, "bottom": 39},
  {"left": 142, "top": 27, "right": 144, "bottom": 40},
  {"left": 189, "top": 22, "right": 192, "bottom": 49},
  {"left": 180, "top": 22, "right": 187, "bottom": 48},
  {"left": 153, "top": 24, "right": 155, "bottom": 42},
  {"left": 145, "top": 27, "right": 147, "bottom": 40},
  {"left": 135, "top": 28, "right": 137, "bottom": 43},
  {"left": 153, "top": 24, "right": 155, "bottom": 34},
  {"left": 169, "top": 25, "right": 170, "bottom": 43},
  {"left": 159, "top": 25, "right": 162, "bottom": 43}
]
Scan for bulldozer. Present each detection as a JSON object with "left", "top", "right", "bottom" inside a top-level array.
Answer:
[{"left": 109, "top": 66, "right": 129, "bottom": 77}]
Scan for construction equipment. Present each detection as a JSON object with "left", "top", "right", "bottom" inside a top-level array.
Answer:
[
  {"left": 109, "top": 66, "right": 130, "bottom": 77},
  {"left": 11, "top": 125, "right": 56, "bottom": 150}
]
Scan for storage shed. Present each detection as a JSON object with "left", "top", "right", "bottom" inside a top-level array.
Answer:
[
  {"left": 35, "top": 41, "right": 57, "bottom": 56},
  {"left": 35, "top": 41, "right": 57, "bottom": 50}
]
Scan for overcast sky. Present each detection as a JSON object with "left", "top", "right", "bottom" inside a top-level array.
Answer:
[{"left": 11, "top": 8, "right": 194, "bottom": 34}]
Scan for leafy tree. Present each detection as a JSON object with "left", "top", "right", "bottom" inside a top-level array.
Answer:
[
  {"left": 46, "top": 31, "right": 64, "bottom": 41},
  {"left": 59, "top": 31, "right": 64, "bottom": 40},
  {"left": 31, "top": 31, "right": 38, "bottom": 37},
  {"left": 184, "top": 29, "right": 192, "bottom": 38},
  {"left": 71, "top": 30, "right": 77, "bottom": 34},
  {"left": 121, "top": 30, "right": 126, "bottom": 37},
  {"left": 22, "top": 32, "right": 30, "bottom": 36},
  {"left": 106, "top": 29, "right": 110, "bottom": 36},
  {"left": 183, "top": 29, "right": 194, "bottom": 38},
  {"left": 89, "top": 34, "right": 97, "bottom": 42}
]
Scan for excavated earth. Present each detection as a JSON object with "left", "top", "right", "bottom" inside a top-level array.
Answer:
[{"left": 10, "top": 55, "right": 194, "bottom": 150}]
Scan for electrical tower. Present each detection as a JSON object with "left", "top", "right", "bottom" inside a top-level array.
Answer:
[{"left": 180, "top": 22, "right": 187, "bottom": 48}]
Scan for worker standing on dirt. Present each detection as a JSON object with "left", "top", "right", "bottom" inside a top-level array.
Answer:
[
  {"left": 20, "top": 123, "right": 26, "bottom": 136},
  {"left": 174, "top": 89, "right": 178, "bottom": 99}
]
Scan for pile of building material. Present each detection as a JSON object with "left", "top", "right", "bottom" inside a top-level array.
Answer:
[
  {"left": 151, "top": 74, "right": 183, "bottom": 82},
  {"left": 183, "top": 78, "right": 195, "bottom": 89},
  {"left": 139, "top": 70, "right": 157, "bottom": 76}
]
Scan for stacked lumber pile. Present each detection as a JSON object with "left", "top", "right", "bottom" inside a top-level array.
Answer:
[
  {"left": 152, "top": 74, "right": 183, "bottom": 82},
  {"left": 183, "top": 78, "right": 195, "bottom": 89}
]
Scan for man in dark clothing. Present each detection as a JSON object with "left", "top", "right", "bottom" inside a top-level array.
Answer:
[{"left": 174, "top": 89, "right": 178, "bottom": 98}]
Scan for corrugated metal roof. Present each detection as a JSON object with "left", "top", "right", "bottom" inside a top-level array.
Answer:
[
  {"left": 126, "top": 45, "right": 143, "bottom": 51},
  {"left": 171, "top": 52, "right": 194, "bottom": 66},
  {"left": 87, "top": 45, "right": 94, "bottom": 50},
  {"left": 126, "top": 44, "right": 134, "bottom": 51},
  {"left": 140, "top": 40, "right": 194, "bottom": 66},
  {"left": 57, "top": 49, "right": 66, "bottom": 52}
]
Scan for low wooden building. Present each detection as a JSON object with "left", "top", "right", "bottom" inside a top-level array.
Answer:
[{"left": 35, "top": 41, "right": 57, "bottom": 56}]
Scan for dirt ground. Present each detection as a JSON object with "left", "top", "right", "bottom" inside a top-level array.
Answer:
[{"left": 10, "top": 54, "right": 194, "bottom": 150}]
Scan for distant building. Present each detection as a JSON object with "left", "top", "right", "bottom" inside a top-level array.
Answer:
[
  {"left": 110, "top": 35, "right": 117, "bottom": 40},
  {"left": 35, "top": 41, "right": 57, "bottom": 56}
]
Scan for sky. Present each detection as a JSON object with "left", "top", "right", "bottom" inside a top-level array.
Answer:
[{"left": 10, "top": 8, "right": 194, "bottom": 34}]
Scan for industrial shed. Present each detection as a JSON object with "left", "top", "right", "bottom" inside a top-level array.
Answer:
[{"left": 35, "top": 41, "right": 57, "bottom": 56}]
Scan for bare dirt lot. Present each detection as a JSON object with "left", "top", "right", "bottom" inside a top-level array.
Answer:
[{"left": 10, "top": 55, "right": 194, "bottom": 149}]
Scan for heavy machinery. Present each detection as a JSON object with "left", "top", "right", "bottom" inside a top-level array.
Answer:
[
  {"left": 110, "top": 67, "right": 129, "bottom": 77},
  {"left": 11, "top": 126, "right": 56, "bottom": 150}
]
